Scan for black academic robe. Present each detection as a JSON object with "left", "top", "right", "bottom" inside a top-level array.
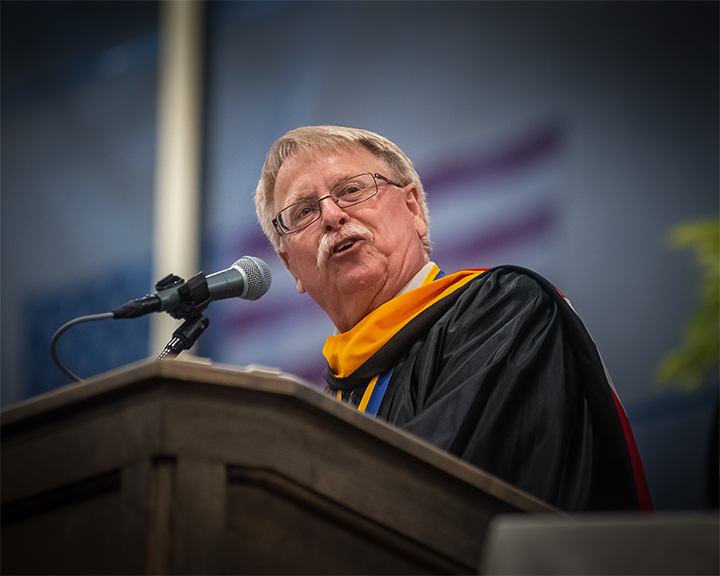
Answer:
[{"left": 325, "top": 266, "right": 652, "bottom": 512}]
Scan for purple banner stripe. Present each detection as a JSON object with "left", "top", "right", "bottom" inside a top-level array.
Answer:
[
  {"left": 420, "top": 123, "right": 564, "bottom": 194},
  {"left": 434, "top": 201, "right": 559, "bottom": 262}
]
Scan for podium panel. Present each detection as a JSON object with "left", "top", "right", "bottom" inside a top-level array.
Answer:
[{"left": 2, "top": 359, "right": 558, "bottom": 574}]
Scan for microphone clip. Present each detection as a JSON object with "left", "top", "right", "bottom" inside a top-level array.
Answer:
[{"left": 156, "top": 272, "right": 212, "bottom": 320}]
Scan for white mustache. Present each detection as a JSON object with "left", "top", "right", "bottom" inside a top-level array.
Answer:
[{"left": 316, "top": 222, "right": 374, "bottom": 267}]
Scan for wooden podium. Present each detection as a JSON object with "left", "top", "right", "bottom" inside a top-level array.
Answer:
[{"left": 1, "top": 359, "right": 558, "bottom": 575}]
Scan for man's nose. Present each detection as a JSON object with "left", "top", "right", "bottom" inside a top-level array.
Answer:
[{"left": 318, "top": 195, "right": 348, "bottom": 229}]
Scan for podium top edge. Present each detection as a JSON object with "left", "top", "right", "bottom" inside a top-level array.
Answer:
[{"left": 1, "top": 358, "right": 320, "bottom": 423}]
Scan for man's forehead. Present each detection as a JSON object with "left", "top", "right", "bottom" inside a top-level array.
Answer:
[
  {"left": 282, "top": 146, "right": 377, "bottom": 174},
  {"left": 275, "top": 147, "right": 381, "bottom": 202}
]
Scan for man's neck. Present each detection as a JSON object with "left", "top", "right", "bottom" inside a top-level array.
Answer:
[
  {"left": 330, "top": 261, "right": 436, "bottom": 334},
  {"left": 396, "top": 261, "right": 436, "bottom": 297}
]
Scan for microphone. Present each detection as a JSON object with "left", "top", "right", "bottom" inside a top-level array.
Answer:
[{"left": 112, "top": 256, "right": 272, "bottom": 319}]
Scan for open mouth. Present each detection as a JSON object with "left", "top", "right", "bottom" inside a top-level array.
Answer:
[
  {"left": 333, "top": 238, "right": 357, "bottom": 254},
  {"left": 317, "top": 224, "right": 374, "bottom": 267}
]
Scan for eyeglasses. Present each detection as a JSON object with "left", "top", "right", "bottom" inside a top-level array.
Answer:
[{"left": 272, "top": 172, "right": 402, "bottom": 235}]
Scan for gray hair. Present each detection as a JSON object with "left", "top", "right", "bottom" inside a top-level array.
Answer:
[{"left": 255, "top": 125, "right": 431, "bottom": 254}]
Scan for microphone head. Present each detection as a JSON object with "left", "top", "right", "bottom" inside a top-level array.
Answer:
[{"left": 233, "top": 256, "right": 272, "bottom": 300}]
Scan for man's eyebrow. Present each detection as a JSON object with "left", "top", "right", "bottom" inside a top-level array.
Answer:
[
  {"left": 284, "top": 190, "right": 317, "bottom": 206},
  {"left": 284, "top": 173, "right": 359, "bottom": 205},
  {"left": 330, "top": 173, "right": 362, "bottom": 190}
]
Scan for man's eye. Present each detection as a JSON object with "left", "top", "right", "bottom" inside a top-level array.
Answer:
[
  {"left": 292, "top": 203, "right": 317, "bottom": 220},
  {"left": 337, "top": 184, "right": 363, "bottom": 199}
]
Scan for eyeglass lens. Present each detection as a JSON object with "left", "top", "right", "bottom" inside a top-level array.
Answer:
[{"left": 278, "top": 173, "right": 377, "bottom": 232}]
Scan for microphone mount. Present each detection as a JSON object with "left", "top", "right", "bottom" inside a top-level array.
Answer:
[
  {"left": 157, "top": 313, "right": 210, "bottom": 360},
  {"left": 153, "top": 271, "right": 213, "bottom": 359}
]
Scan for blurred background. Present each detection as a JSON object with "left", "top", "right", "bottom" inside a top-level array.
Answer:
[{"left": 2, "top": 0, "right": 717, "bottom": 511}]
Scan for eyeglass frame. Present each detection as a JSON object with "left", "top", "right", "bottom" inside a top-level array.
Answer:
[{"left": 272, "top": 172, "right": 403, "bottom": 235}]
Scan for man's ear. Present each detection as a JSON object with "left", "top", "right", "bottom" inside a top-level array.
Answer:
[
  {"left": 404, "top": 185, "right": 428, "bottom": 238},
  {"left": 279, "top": 251, "right": 306, "bottom": 294}
]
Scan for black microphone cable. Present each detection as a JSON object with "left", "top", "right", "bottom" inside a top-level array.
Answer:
[{"left": 50, "top": 312, "right": 115, "bottom": 382}]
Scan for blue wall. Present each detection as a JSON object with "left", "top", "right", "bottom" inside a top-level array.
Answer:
[{"left": 2, "top": 1, "right": 158, "bottom": 398}]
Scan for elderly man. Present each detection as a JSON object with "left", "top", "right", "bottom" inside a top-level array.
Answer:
[{"left": 255, "top": 125, "right": 652, "bottom": 512}]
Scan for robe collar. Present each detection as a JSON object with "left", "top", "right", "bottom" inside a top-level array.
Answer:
[{"left": 323, "top": 265, "right": 487, "bottom": 383}]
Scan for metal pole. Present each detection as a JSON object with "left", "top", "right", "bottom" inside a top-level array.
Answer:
[{"left": 151, "top": 0, "right": 205, "bottom": 355}]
